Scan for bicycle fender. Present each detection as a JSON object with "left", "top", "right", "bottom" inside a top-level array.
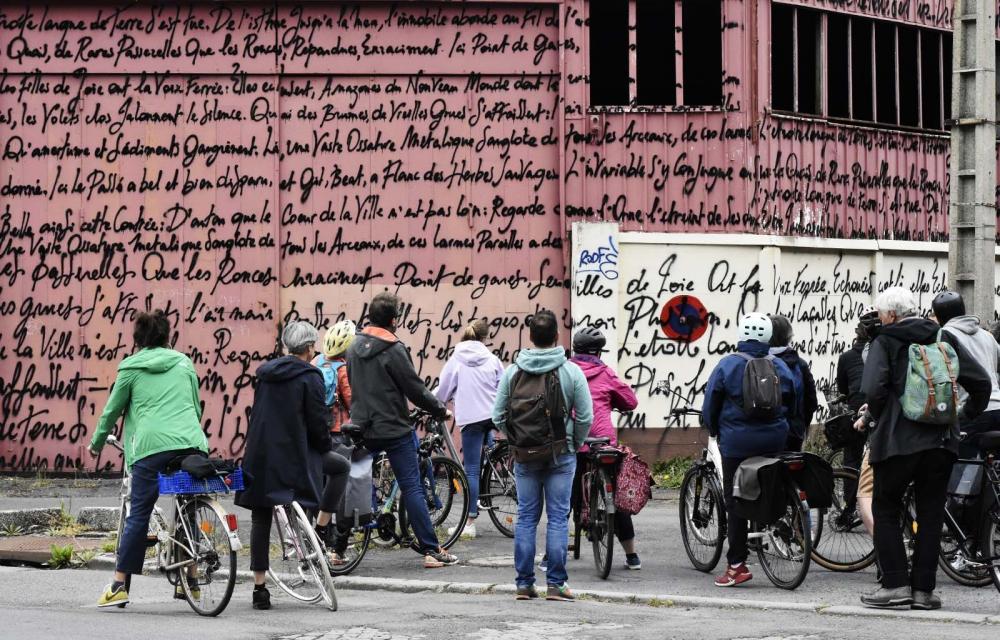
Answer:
[{"left": 200, "top": 497, "right": 243, "bottom": 551}]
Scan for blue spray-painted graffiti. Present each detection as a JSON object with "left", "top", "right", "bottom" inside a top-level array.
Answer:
[{"left": 578, "top": 235, "right": 619, "bottom": 280}]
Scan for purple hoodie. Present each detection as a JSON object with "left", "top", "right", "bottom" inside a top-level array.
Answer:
[
  {"left": 571, "top": 354, "right": 638, "bottom": 449},
  {"left": 435, "top": 340, "right": 505, "bottom": 428}
]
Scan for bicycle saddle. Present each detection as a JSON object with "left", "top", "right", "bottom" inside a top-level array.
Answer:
[
  {"left": 584, "top": 437, "right": 612, "bottom": 446},
  {"left": 975, "top": 431, "right": 1000, "bottom": 452}
]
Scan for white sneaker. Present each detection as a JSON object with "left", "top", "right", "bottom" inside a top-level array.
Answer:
[{"left": 447, "top": 522, "right": 477, "bottom": 539}]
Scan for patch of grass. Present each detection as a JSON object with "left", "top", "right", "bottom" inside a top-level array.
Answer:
[
  {"left": 46, "top": 505, "right": 86, "bottom": 538},
  {"left": 647, "top": 597, "right": 675, "bottom": 608},
  {"left": 48, "top": 544, "right": 74, "bottom": 569},
  {"left": 651, "top": 457, "right": 694, "bottom": 489},
  {"left": 101, "top": 539, "right": 117, "bottom": 554},
  {"left": 1, "top": 522, "right": 25, "bottom": 537}
]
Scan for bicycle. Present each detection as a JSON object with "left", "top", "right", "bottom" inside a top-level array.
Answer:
[
  {"left": 903, "top": 431, "right": 1000, "bottom": 592},
  {"left": 266, "top": 500, "right": 338, "bottom": 610},
  {"left": 572, "top": 436, "right": 625, "bottom": 579},
  {"left": 478, "top": 436, "right": 518, "bottom": 538},
  {"left": 742, "top": 453, "right": 815, "bottom": 590},
  {"left": 329, "top": 420, "right": 470, "bottom": 574},
  {"left": 675, "top": 408, "right": 729, "bottom": 573},
  {"left": 107, "top": 435, "right": 239, "bottom": 617}
]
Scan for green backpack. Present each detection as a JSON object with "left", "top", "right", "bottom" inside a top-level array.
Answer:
[{"left": 899, "top": 330, "right": 959, "bottom": 425}]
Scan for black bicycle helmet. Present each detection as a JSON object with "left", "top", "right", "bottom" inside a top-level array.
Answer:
[
  {"left": 573, "top": 326, "right": 606, "bottom": 354},
  {"left": 932, "top": 290, "right": 965, "bottom": 325},
  {"left": 858, "top": 308, "right": 881, "bottom": 340}
]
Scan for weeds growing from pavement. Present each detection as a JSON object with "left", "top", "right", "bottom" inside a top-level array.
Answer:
[{"left": 652, "top": 457, "right": 694, "bottom": 489}]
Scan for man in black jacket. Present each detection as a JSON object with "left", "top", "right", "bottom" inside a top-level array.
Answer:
[
  {"left": 768, "top": 314, "right": 816, "bottom": 451},
  {"left": 857, "top": 287, "right": 991, "bottom": 610},
  {"left": 347, "top": 291, "right": 457, "bottom": 568}
]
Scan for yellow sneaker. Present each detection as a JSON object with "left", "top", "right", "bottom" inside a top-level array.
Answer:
[
  {"left": 97, "top": 583, "right": 129, "bottom": 608},
  {"left": 174, "top": 581, "right": 201, "bottom": 601}
]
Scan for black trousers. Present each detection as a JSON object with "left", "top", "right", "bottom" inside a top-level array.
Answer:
[
  {"left": 249, "top": 449, "right": 351, "bottom": 572},
  {"left": 571, "top": 453, "right": 636, "bottom": 543},
  {"left": 722, "top": 456, "right": 749, "bottom": 566},
  {"left": 841, "top": 438, "right": 866, "bottom": 514},
  {"left": 872, "top": 448, "right": 955, "bottom": 592}
]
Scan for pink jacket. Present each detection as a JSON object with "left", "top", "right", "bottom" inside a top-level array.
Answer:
[{"left": 571, "top": 355, "right": 638, "bottom": 449}]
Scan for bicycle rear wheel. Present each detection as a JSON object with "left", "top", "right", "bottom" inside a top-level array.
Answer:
[
  {"left": 175, "top": 497, "right": 237, "bottom": 617},
  {"left": 939, "top": 528, "right": 991, "bottom": 587},
  {"left": 810, "top": 468, "right": 875, "bottom": 572},
  {"left": 590, "top": 469, "right": 615, "bottom": 579},
  {"left": 482, "top": 442, "right": 517, "bottom": 538},
  {"left": 268, "top": 504, "right": 338, "bottom": 609},
  {"left": 406, "top": 456, "right": 470, "bottom": 551},
  {"left": 679, "top": 465, "right": 726, "bottom": 573},
  {"left": 755, "top": 484, "right": 812, "bottom": 590}
]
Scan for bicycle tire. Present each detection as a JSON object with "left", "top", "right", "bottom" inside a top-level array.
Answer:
[
  {"left": 938, "top": 528, "right": 992, "bottom": 587},
  {"left": 591, "top": 468, "right": 615, "bottom": 579},
  {"left": 810, "top": 468, "right": 876, "bottom": 572},
  {"left": 980, "top": 511, "right": 1000, "bottom": 594},
  {"left": 176, "top": 497, "right": 237, "bottom": 617},
  {"left": 116, "top": 493, "right": 131, "bottom": 608},
  {"left": 679, "top": 465, "right": 726, "bottom": 573},
  {"left": 328, "top": 524, "right": 373, "bottom": 576},
  {"left": 482, "top": 442, "right": 517, "bottom": 538},
  {"left": 405, "top": 456, "right": 470, "bottom": 552},
  {"left": 293, "top": 502, "right": 338, "bottom": 610},
  {"left": 756, "top": 483, "right": 812, "bottom": 590},
  {"left": 268, "top": 504, "right": 336, "bottom": 609}
]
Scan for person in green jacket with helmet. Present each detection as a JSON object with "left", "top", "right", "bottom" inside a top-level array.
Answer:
[{"left": 89, "top": 310, "right": 209, "bottom": 609}]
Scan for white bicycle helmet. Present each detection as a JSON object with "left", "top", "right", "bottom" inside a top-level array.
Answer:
[
  {"left": 738, "top": 313, "right": 772, "bottom": 343},
  {"left": 323, "top": 320, "right": 357, "bottom": 358}
]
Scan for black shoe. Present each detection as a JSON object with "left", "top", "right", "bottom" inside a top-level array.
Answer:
[
  {"left": 911, "top": 590, "right": 942, "bottom": 611},
  {"left": 252, "top": 586, "right": 271, "bottom": 610},
  {"left": 860, "top": 586, "right": 913, "bottom": 608}
]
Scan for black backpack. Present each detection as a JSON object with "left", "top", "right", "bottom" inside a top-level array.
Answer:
[
  {"left": 505, "top": 367, "right": 567, "bottom": 463},
  {"left": 735, "top": 353, "right": 782, "bottom": 420}
]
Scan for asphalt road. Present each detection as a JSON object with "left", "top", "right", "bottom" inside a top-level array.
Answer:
[
  {"left": 4, "top": 492, "right": 999, "bottom": 615},
  {"left": 2, "top": 565, "right": 999, "bottom": 640}
]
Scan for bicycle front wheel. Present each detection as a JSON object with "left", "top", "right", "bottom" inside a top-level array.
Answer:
[
  {"left": 756, "top": 484, "right": 812, "bottom": 590},
  {"left": 590, "top": 469, "right": 615, "bottom": 579},
  {"left": 175, "top": 497, "right": 237, "bottom": 617},
  {"left": 980, "top": 512, "right": 1000, "bottom": 594},
  {"left": 679, "top": 465, "right": 726, "bottom": 573},
  {"left": 329, "top": 523, "right": 373, "bottom": 576},
  {"left": 407, "top": 456, "right": 470, "bottom": 552},
  {"left": 482, "top": 442, "right": 517, "bottom": 538},
  {"left": 810, "top": 468, "right": 876, "bottom": 572}
]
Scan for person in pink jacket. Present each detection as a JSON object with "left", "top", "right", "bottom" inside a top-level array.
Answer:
[{"left": 570, "top": 326, "right": 642, "bottom": 570}]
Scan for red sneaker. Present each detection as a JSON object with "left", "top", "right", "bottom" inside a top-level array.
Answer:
[{"left": 714, "top": 563, "right": 752, "bottom": 587}]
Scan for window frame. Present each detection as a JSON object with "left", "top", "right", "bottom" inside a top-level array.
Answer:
[{"left": 587, "top": 0, "right": 728, "bottom": 114}]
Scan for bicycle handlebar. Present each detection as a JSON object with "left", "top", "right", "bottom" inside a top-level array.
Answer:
[{"left": 105, "top": 435, "right": 124, "bottom": 453}]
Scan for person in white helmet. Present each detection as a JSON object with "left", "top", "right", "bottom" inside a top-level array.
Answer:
[{"left": 702, "top": 312, "right": 798, "bottom": 587}]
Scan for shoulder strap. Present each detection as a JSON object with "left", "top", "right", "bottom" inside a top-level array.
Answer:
[{"left": 735, "top": 352, "right": 753, "bottom": 362}]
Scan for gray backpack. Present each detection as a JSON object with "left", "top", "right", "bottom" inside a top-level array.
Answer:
[{"left": 735, "top": 353, "right": 783, "bottom": 420}]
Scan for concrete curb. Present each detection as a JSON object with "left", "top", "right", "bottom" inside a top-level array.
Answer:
[
  {"left": 0, "top": 508, "right": 60, "bottom": 532},
  {"left": 76, "top": 507, "right": 118, "bottom": 532},
  {"left": 80, "top": 555, "right": 997, "bottom": 624}
]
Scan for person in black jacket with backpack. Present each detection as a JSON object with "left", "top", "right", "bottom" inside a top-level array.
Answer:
[
  {"left": 856, "top": 287, "right": 991, "bottom": 611},
  {"left": 768, "top": 315, "right": 816, "bottom": 451}
]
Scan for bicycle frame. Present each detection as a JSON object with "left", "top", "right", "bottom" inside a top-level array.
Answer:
[{"left": 920, "top": 454, "right": 1000, "bottom": 568}]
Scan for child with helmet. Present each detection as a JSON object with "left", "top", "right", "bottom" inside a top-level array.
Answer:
[
  {"left": 701, "top": 312, "right": 798, "bottom": 587},
  {"left": 312, "top": 320, "right": 358, "bottom": 437},
  {"left": 311, "top": 319, "right": 357, "bottom": 564}
]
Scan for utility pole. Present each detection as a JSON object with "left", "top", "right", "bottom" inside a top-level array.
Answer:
[{"left": 948, "top": 0, "right": 997, "bottom": 322}]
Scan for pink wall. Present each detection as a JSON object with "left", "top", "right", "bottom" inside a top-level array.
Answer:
[{"left": 0, "top": 0, "right": 987, "bottom": 470}]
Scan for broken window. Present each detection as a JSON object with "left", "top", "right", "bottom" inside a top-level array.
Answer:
[
  {"left": 770, "top": 6, "right": 952, "bottom": 132},
  {"left": 589, "top": 0, "right": 723, "bottom": 109}
]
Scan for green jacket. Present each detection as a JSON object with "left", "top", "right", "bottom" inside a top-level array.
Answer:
[{"left": 90, "top": 348, "right": 208, "bottom": 468}]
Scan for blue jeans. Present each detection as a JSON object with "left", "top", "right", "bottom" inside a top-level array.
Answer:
[
  {"left": 116, "top": 450, "right": 178, "bottom": 575},
  {"left": 461, "top": 419, "right": 494, "bottom": 518},
  {"left": 366, "top": 433, "right": 440, "bottom": 554},
  {"left": 513, "top": 453, "right": 576, "bottom": 588}
]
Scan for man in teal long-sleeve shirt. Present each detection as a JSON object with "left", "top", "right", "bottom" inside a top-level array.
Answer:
[{"left": 492, "top": 310, "right": 592, "bottom": 602}]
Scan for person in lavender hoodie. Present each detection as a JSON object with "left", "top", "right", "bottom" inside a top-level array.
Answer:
[
  {"left": 570, "top": 326, "right": 642, "bottom": 569},
  {"left": 435, "top": 319, "right": 505, "bottom": 539}
]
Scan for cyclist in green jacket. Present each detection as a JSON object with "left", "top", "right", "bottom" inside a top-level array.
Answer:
[{"left": 89, "top": 310, "right": 209, "bottom": 608}]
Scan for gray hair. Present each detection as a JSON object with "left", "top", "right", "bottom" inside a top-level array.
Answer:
[
  {"left": 874, "top": 286, "right": 918, "bottom": 318},
  {"left": 282, "top": 320, "right": 319, "bottom": 355}
]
